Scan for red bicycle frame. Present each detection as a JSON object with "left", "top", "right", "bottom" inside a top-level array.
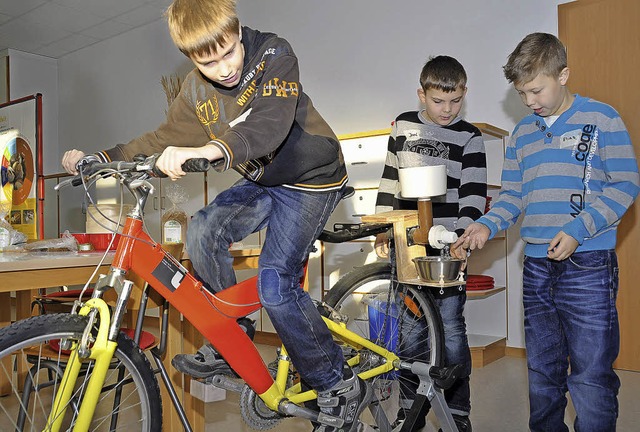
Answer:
[{"left": 112, "top": 214, "right": 275, "bottom": 394}]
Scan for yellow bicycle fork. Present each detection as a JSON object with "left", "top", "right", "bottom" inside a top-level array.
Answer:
[{"left": 46, "top": 298, "right": 117, "bottom": 432}]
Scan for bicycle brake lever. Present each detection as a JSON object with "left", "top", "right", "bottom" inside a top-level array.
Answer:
[
  {"left": 129, "top": 179, "right": 155, "bottom": 194},
  {"left": 54, "top": 178, "right": 75, "bottom": 191}
]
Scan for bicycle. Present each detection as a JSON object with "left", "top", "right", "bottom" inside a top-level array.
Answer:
[{"left": 0, "top": 154, "right": 461, "bottom": 431}]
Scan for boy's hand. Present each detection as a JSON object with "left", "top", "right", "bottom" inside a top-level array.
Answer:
[
  {"left": 547, "top": 231, "right": 579, "bottom": 261},
  {"left": 453, "top": 222, "right": 490, "bottom": 252},
  {"left": 449, "top": 243, "right": 468, "bottom": 260},
  {"left": 157, "top": 146, "right": 205, "bottom": 180},
  {"left": 61, "top": 149, "right": 86, "bottom": 174},
  {"left": 374, "top": 233, "right": 389, "bottom": 258},
  {"left": 157, "top": 145, "right": 223, "bottom": 180}
]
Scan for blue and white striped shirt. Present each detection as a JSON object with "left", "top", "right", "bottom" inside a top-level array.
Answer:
[{"left": 478, "top": 95, "right": 640, "bottom": 257}]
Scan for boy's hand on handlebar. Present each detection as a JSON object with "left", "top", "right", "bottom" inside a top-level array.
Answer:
[
  {"left": 157, "top": 145, "right": 221, "bottom": 180},
  {"left": 374, "top": 233, "right": 389, "bottom": 258},
  {"left": 453, "top": 222, "right": 490, "bottom": 252},
  {"left": 61, "top": 149, "right": 87, "bottom": 175},
  {"left": 156, "top": 147, "right": 205, "bottom": 180}
]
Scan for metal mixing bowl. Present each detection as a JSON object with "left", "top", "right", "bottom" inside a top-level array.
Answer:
[{"left": 413, "top": 256, "right": 463, "bottom": 283}]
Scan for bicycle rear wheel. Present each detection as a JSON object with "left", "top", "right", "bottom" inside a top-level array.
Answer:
[
  {"left": 0, "top": 313, "right": 162, "bottom": 431},
  {"left": 323, "top": 262, "right": 444, "bottom": 429}
]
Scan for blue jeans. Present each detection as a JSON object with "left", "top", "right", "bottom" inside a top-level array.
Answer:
[
  {"left": 186, "top": 179, "right": 345, "bottom": 391},
  {"left": 431, "top": 287, "right": 471, "bottom": 416},
  {"left": 523, "top": 250, "right": 620, "bottom": 432}
]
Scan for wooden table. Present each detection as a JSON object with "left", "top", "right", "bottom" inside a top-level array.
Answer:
[{"left": 0, "top": 246, "right": 262, "bottom": 431}]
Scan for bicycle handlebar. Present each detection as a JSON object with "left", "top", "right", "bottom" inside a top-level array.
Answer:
[
  {"left": 56, "top": 153, "right": 211, "bottom": 190},
  {"left": 57, "top": 153, "right": 386, "bottom": 244}
]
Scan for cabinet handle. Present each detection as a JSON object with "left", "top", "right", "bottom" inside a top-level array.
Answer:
[
  {"left": 153, "top": 197, "right": 158, "bottom": 211},
  {"left": 352, "top": 214, "right": 366, "bottom": 217},
  {"left": 161, "top": 196, "right": 166, "bottom": 210},
  {"left": 350, "top": 161, "right": 368, "bottom": 166}
]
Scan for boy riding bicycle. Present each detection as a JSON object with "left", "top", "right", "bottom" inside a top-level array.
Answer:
[{"left": 61, "top": 0, "right": 370, "bottom": 430}]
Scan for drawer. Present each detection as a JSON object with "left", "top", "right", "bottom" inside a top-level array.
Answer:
[
  {"left": 340, "top": 134, "right": 388, "bottom": 188},
  {"left": 326, "top": 188, "right": 378, "bottom": 228},
  {"left": 322, "top": 240, "right": 378, "bottom": 292}
]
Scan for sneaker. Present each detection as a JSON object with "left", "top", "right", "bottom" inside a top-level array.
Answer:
[
  {"left": 438, "top": 414, "right": 472, "bottom": 432},
  {"left": 313, "top": 367, "right": 372, "bottom": 432},
  {"left": 171, "top": 317, "right": 254, "bottom": 379}
]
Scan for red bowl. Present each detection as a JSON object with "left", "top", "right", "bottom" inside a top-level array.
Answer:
[{"left": 69, "top": 233, "right": 120, "bottom": 251}]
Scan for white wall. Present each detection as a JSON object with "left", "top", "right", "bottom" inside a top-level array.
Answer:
[
  {"left": 57, "top": 0, "right": 570, "bottom": 348},
  {"left": 58, "top": 0, "right": 565, "bottom": 150}
]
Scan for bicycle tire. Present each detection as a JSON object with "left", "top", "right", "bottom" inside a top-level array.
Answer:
[
  {"left": 323, "top": 261, "right": 444, "bottom": 429},
  {"left": 0, "top": 313, "right": 162, "bottom": 431}
]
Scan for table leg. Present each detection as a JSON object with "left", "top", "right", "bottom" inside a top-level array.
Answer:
[
  {"left": 183, "top": 320, "right": 205, "bottom": 430},
  {"left": 0, "top": 292, "right": 11, "bottom": 396},
  {"left": 14, "top": 290, "right": 37, "bottom": 393},
  {"left": 160, "top": 304, "right": 188, "bottom": 430}
]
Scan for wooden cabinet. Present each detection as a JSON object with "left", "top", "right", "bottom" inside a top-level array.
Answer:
[
  {"left": 559, "top": 0, "right": 640, "bottom": 371},
  {"left": 464, "top": 124, "right": 509, "bottom": 366}
]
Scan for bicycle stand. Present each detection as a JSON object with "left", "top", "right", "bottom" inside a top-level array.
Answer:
[{"left": 368, "top": 361, "right": 461, "bottom": 432}]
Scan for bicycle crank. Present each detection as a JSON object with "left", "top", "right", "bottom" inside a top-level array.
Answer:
[{"left": 239, "top": 384, "right": 284, "bottom": 430}]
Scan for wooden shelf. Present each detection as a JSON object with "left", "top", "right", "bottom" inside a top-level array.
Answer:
[
  {"left": 469, "top": 334, "right": 506, "bottom": 367},
  {"left": 467, "top": 286, "right": 505, "bottom": 299},
  {"left": 472, "top": 122, "right": 509, "bottom": 139}
]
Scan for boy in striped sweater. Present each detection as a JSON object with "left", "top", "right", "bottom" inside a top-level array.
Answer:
[
  {"left": 455, "top": 33, "right": 640, "bottom": 432},
  {"left": 375, "top": 55, "right": 487, "bottom": 432}
]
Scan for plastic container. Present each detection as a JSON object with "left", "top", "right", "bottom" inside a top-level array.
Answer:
[{"left": 367, "top": 298, "right": 399, "bottom": 379}]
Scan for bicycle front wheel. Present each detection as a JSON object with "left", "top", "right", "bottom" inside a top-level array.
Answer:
[
  {"left": 0, "top": 313, "right": 162, "bottom": 431},
  {"left": 323, "top": 262, "right": 444, "bottom": 428}
]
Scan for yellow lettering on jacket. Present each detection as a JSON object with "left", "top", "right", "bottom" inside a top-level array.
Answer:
[
  {"left": 237, "top": 80, "right": 257, "bottom": 107},
  {"left": 262, "top": 78, "right": 299, "bottom": 98},
  {"left": 196, "top": 96, "right": 219, "bottom": 126}
]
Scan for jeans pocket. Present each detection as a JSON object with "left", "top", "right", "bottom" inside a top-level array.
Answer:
[{"left": 568, "top": 250, "right": 610, "bottom": 270}]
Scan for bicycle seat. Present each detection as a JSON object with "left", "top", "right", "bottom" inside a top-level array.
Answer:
[{"left": 341, "top": 186, "right": 355, "bottom": 199}]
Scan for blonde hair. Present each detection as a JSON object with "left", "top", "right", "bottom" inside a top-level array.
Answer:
[
  {"left": 419, "top": 55, "right": 467, "bottom": 93},
  {"left": 166, "top": 0, "right": 240, "bottom": 58},
  {"left": 503, "top": 33, "right": 567, "bottom": 85}
]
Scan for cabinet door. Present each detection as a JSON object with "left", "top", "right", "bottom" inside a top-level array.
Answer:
[
  {"left": 483, "top": 134, "right": 505, "bottom": 188},
  {"left": 340, "top": 134, "right": 388, "bottom": 189},
  {"left": 326, "top": 189, "right": 378, "bottom": 229},
  {"left": 559, "top": 0, "right": 640, "bottom": 371},
  {"left": 322, "top": 241, "right": 378, "bottom": 295}
]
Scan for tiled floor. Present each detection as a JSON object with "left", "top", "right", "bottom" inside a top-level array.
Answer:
[{"left": 204, "top": 347, "right": 640, "bottom": 431}]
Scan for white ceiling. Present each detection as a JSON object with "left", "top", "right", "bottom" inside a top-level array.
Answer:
[{"left": 0, "top": 0, "right": 173, "bottom": 59}]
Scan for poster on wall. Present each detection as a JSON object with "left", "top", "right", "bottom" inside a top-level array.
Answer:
[{"left": 0, "top": 94, "right": 43, "bottom": 240}]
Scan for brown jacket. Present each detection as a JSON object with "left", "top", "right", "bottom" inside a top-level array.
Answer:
[{"left": 98, "top": 27, "right": 347, "bottom": 192}]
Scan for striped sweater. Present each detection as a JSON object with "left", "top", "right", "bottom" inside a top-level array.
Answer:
[
  {"left": 477, "top": 95, "right": 640, "bottom": 258},
  {"left": 375, "top": 111, "right": 487, "bottom": 235}
]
